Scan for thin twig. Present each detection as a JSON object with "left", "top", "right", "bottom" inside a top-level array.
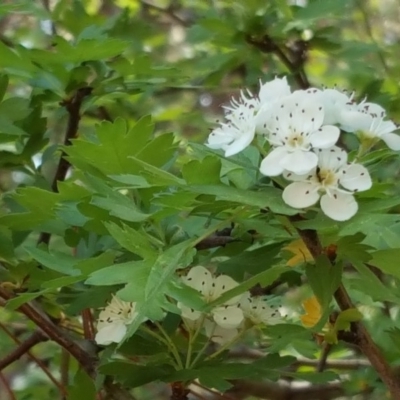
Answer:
[
  {"left": 0, "top": 330, "right": 48, "bottom": 371},
  {"left": 0, "top": 322, "right": 66, "bottom": 396},
  {"left": 317, "top": 343, "right": 332, "bottom": 372},
  {"left": 140, "top": 0, "right": 190, "bottom": 27},
  {"left": 0, "top": 372, "right": 16, "bottom": 400}
]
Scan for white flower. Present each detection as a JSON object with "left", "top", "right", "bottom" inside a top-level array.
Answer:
[
  {"left": 207, "top": 77, "right": 292, "bottom": 157},
  {"left": 282, "top": 146, "right": 372, "bottom": 221},
  {"left": 339, "top": 103, "right": 400, "bottom": 150},
  {"left": 255, "top": 77, "right": 292, "bottom": 135},
  {"left": 301, "top": 88, "right": 355, "bottom": 126},
  {"left": 178, "top": 266, "right": 243, "bottom": 329},
  {"left": 259, "top": 94, "right": 340, "bottom": 176},
  {"left": 258, "top": 76, "right": 291, "bottom": 106},
  {"left": 240, "top": 295, "right": 282, "bottom": 326},
  {"left": 95, "top": 295, "right": 137, "bottom": 345},
  {"left": 206, "top": 102, "right": 256, "bottom": 157}
]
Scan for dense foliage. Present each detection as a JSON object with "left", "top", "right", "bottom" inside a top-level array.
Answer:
[{"left": 1, "top": 1, "right": 400, "bottom": 400}]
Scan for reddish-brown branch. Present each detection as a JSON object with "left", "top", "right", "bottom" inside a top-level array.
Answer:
[
  {"left": 334, "top": 284, "right": 400, "bottom": 397},
  {"left": 0, "top": 288, "right": 97, "bottom": 378},
  {"left": 38, "top": 86, "right": 92, "bottom": 246},
  {"left": 294, "top": 227, "right": 400, "bottom": 399},
  {"left": 0, "top": 330, "right": 48, "bottom": 371},
  {"left": 82, "top": 309, "right": 95, "bottom": 340}
]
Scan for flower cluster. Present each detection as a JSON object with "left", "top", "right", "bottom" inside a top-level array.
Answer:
[
  {"left": 207, "top": 77, "right": 400, "bottom": 221},
  {"left": 95, "top": 295, "right": 137, "bottom": 345},
  {"left": 179, "top": 266, "right": 281, "bottom": 344}
]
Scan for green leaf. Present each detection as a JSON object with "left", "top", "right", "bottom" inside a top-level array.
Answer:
[
  {"left": 189, "top": 184, "right": 297, "bottom": 215},
  {"left": 182, "top": 156, "right": 221, "bottom": 184},
  {"left": 145, "top": 240, "right": 196, "bottom": 301},
  {"left": 0, "top": 187, "right": 58, "bottom": 230},
  {"left": 67, "top": 370, "right": 96, "bottom": 400},
  {"left": 86, "top": 260, "right": 151, "bottom": 287},
  {"left": 348, "top": 260, "right": 400, "bottom": 304},
  {"left": 0, "top": 74, "right": 9, "bottom": 102},
  {"left": 99, "top": 362, "right": 174, "bottom": 388},
  {"left": 369, "top": 249, "right": 400, "bottom": 279},
  {"left": 24, "top": 246, "right": 80, "bottom": 276},
  {"left": 334, "top": 308, "right": 363, "bottom": 332},
  {"left": 104, "top": 222, "right": 158, "bottom": 259},
  {"left": 209, "top": 265, "right": 287, "bottom": 308},
  {"left": 6, "top": 291, "right": 49, "bottom": 310},
  {"left": 305, "top": 255, "right": 342, "bottom": 310},
  {"left": 66, "top": 117, "right": 154, "bottom": 175}
]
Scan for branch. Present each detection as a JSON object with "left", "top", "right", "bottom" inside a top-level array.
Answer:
[
  {"left": 195, "top": 227, "right": 236, "bottom": 250},
  {"left": 195, "top": 236, "right": 236, "bottom": 250},
  {"left": 245, "top": 34, "right": 309, "bottom": 89},
  {"left": 0, "top": 330, "right": 48, "bottom": 371},
  {"left": 294, "top": 227, "right": 400, "bottom": 398},
  {"left": 0, "top": 287, "right": 97, "bottom": 378},
  {"left": 0, "top": 322, "right": 67, "bottom": 396},
  {"left": 38, "top": 86, "right": 92, "bottom": 245}
]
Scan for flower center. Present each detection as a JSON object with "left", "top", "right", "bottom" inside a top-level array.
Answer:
[
  {"left": 287, "top": 132, "right": 307, "bottom": 149},
  {"left": 317, "top": 168, "right": 338, "bottom": 188}
]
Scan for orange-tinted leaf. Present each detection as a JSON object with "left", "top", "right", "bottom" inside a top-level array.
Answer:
[
  {"left": 284, "top": 239, "right": 313, "bottom": 267},
  {"left": 300, "top": 296, "right": 321, "bottom": 328}
]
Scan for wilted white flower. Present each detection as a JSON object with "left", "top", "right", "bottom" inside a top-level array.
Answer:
[
  {"left": 259, "top": 94, "right": 340, "bottom": 176},
  {"left": 204, "top": 320, "right": 238, "bottom": 344},
  {"left": 178, "top": 266, "right": 243, "bottom": 329},
  {"left": 95, "top": 296, "right": 137, "bottom": 345},
  {"left": 282, "top": 146, "right": 372, "bottom": 221},
  {"left": 240, "top": 295, "right": 282, "bottom": 326}
]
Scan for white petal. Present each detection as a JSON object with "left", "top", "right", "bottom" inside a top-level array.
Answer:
[
  {"left": 95, "top": 321, "right": 127, "bottom": 345},
  {"left": 255, "top": 103, "right": 274, "bottom": 134},
  {"left": 339, "top": 164, "right": 372, "bottom": 192},
  {"left": 381, "top": 132, "right": 400, "bottom": 150},
  {"left": 339, "top": 111, "right": 371, "bottom": 133},
  {"left": 213, "top": 274, "right": 239, "bottom": 304},
  {"left": 281, "top": 150, "right": 318, "bottom": 175},
  {"left": 317, "top": 147, "right": 348, "bottom": 170},
  {"left": 282, "top": 182, "right": 320, "bottom": 209},
  {"left": 309, "top": 125, "right": 340, "bottom": 149},
  {"left": 184, "top": 266, "right": 213, "bottom": 296},
  {"left": 178, "top": 303, "right": 202, "bottom": 321},
  {"left": 224, "top": 125, "right": 255, "bottom": 157},
  {"left": 320, "top": 192, "right": 358, "bottom": 221},
  {"left": 259, "top": 77, "right": 291, "bottom": 104},
  {"left": 283, "top": 170, "right": 316, "bottom": 182},
  {"left": 212, "top": 306, "right": 244, "bottom": 329},
  {"left": 259, "top": 147, "right": 288, "bottom": 176},
  {"left": 204, "top": 320, "right": 238, "bottom": 345},
  {"left": 376, "top": 120, "right": 397, "bottom": 136},
  {"left": 360, "top": 102, "right": 386, "bottom": 117}
]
